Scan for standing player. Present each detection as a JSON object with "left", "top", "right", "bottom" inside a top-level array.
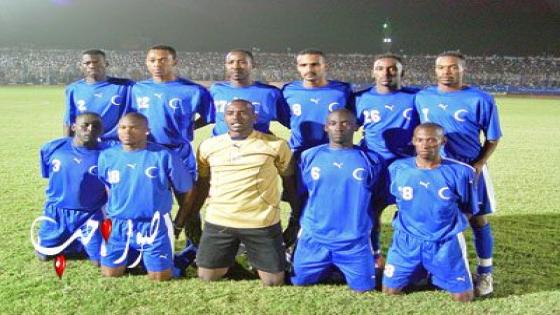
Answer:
[
  {"left": 354, "top": 53, "right": 419, "bottom": 269},
  {"left": 35, "top": 113, "right": 106, "bottom": 265},
  {"left": 290, "top": 109, "right": 385, "bottom": 292},
  {"left": 383, "top": 123, "right": 478, "bottom": 302},
  {"left": 64, "top": 49, "right": 133, "bottom": 143},
  {"left": 415, "top": 51, "right": 502, "bottom": 296},
  {"left": 175, "top": 100, "right": 298, "bottom": 286},
  {"left": 209, "top": 49, "right": 290, "bottom": 136},
  {"left": 282, "top": 49, "right": 354, "bottom": 160},
  {"left": 97, "top": 113, "right": 193, "bottom": 281},
  {"left": 131, "top": 45, "right": 213, "bottom": 178}
]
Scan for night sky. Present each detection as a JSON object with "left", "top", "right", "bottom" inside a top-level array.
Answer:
[{"left": 0, "top": 0, "right": 558, "bottom": 56}]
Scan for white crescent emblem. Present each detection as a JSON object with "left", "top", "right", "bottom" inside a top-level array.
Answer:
[
  {"left": 328, "top": 102, "right": 339, "bottom": 112},
  {"left": 111, "top": 95, "right": 121, "bottom": 106},
  {"left": 402, "top": 108, "right": 412, "bottom": 120},
  {"left": 88, "top": 165, "right": 98, "bottom": 175},
  {"left": 453, "top": 109, "right": 468, "bottom": 122},
  {"left": 144, "top": 167, "right": 158, "bottom": 179},
  {"left": 352, "top": 168, "right": 366, "bottom": 181},
  {"left": 438, "top": 187, "right": 451, "bottom": 200},
  {"left": 168, "top": 98, "right": 181, "bottom": 109}
]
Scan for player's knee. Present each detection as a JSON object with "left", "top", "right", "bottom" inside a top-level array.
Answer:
[
  {"left": 89, "top": 259, "right": 100, "bottom": 267},
  {"left": 469, "top": 214, "right": 488, "bottom": 227},
  {"left": 382, "top": 286, "right": 402, "bottom": 295},
  {"left": 198, "top": 268, "right": 227, "bottom": 282},
  {"left": 148, "top": 270, "right": 172, "bottom": 281},
  {"left": 452, "top": 291, "right": 474, "bottom": 302},
  {"left": 101, "top": 266, "right": 124, "bottom": 278},
  {"left": 260, "top": 276, "right": 284, "bottom": 287}
]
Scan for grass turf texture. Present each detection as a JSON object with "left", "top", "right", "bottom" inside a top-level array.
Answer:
[{"left": 0, "top": 86, "right": 558, "bottom": 314}]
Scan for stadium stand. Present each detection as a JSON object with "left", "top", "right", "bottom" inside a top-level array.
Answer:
[{"left": 0, "top": 48, "right": 558, "bottom": 95}]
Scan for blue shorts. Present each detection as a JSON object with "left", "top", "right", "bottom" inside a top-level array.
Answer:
[
  {"left": 37, "top": 206, "right": 103, "bottom": 261},
  {"left": 476, "top": 165, "right": 496, "bottom": 215},
  {"left": 383, "top": 229, "right": 473, "bottom": 294},
  {"left": 166, "top": 143, "right": 197, "bottom": 180},
  {"left": 291, "top": 233, "right": 376, "bottom": 292},
  {"left": 101, "top": 213, "right": 174, "bottom": 273}
]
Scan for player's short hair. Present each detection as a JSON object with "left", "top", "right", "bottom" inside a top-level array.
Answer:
[
  {"left": 327, "top": 108, "right": 357, "bottom": 124},
  {"left": 82, "top": 49, "right": 106, "bottom": 59},
  {"left": 296, "top": 48, "right": 325, "bottom": 61},
  {"left": 228, "top": 99, "right": 255, "bottom": 113},
  {"left": 148, "top": 45, "right": 177, "bottom": 60},
  {"left": 415, "top": 122, "right": 444, "bottom": 135},
  {"left": 437, "top": 50, "right": 466, "bottom": 63},
  {"left": 76, "top": 112, "right": 102, "bottom": 122},
  {"left": 226, "top": 49, "right": 254, "bottom": 63},
  {"left": 121, "top": 112, "right": 149, "bottom": 127},
  {"left": 374, "top": 53, "right": 403, "bottom": 64}
]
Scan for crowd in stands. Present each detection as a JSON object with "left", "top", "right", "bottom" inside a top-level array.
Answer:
[{"left": 0, "top": 48, "right": 558, "bottom": 90}]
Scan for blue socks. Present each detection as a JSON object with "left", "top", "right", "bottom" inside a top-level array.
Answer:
[{"left": 473, "top": 223, "right": 493, "bottom": 274}]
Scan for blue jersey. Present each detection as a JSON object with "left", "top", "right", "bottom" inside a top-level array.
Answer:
[
  {"left": 355, "top": 87, "right": 419, "bottom": 162},
  {"left": 415, "top": 86, "right": 502, "bottom": 162},
  {"left": 388, "top": 157, "right": 479, "bottom": 241},
  {"left": 282, "top": 80, "right": 353, "bottom": 153},
  {"left": 131, "top": 78, "right": 213, "bottom": 146},
  {"left": 64, "top": 77, "right": 133, "bottom": 141},
  {"left": 298, "top": 144, "right": 385, "bottom": 247},
  {"left": 40, "top": 138, "right": 107, "bottom": 211},
  {"left": 97, "top": 143, "right": 193, "bottom": 220},
  {"left": 209, "top": 81, "right": 290, "bottom": 136}
]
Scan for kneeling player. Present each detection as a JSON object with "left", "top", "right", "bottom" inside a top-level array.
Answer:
[
  {"left": 289, "top": 109, "right": 386, "bottom": 292},
  {"left": 97, "top": 113, "right": 193, "bottom": 281},
  {"left": 382, "top": 123, "right": 478, "bottom": 302},
  {"left": 35, "top": 113, "right": 106, "bottom": 265}
]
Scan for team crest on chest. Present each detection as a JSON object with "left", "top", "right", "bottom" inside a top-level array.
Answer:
[
  {"left": 137, "top": 96, "right": 150, "bottom": 109},
  {"left": 168, "top": 98, "right": 181, "bottom": 110},
  {"left": 107, "top": 170, "right": 120, "bottom": 184},
  {"left": 110, "top": 95, "right": 121, "bottom": 106},
  {"left": 144, "top": 167, "right": 158, "bottom": 179}
]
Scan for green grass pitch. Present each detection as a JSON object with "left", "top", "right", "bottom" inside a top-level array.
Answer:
[{"left": 0, "top": 86, "right": 558, "bottom": 314}]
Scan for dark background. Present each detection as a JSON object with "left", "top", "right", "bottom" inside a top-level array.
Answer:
[{"left": 1, "top": 0, "right": 558, "bottom": 55}]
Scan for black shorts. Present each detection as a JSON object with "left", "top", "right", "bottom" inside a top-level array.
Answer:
[{"left": 196, "top": 222, "right": 286, "bottom": 273}]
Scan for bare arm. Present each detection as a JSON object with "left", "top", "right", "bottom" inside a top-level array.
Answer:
[
  {"left": 281, "top": 174, "right": 302, "bottom": 248},
  {"left": 194, "top": 116, "right": 208, "bottom": 130},
  {"left": 173, "top": 176, "right": 210, "bottom": 243},
  {"left": 471, "top": 140, "right": 499, "bottom": 174},
  {"left": 63, "top": 124, "right": 73, "bottom": 137}
]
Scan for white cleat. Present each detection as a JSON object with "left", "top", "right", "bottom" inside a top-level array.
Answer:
[{"left": 474, "top": 273, "right": 494, "bottom": 296}]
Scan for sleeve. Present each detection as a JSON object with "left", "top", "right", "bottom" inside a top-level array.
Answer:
[
  {"left": 478, "top": 95, "right": 503, "bottom": 141},
  {"left": 459, "top": 167, "right": 479, "bottom": 216},
  {"left": 96, "top": 153, "right": 109, "bottom": 186},
  {"left": 385, "top": 163, "right": 398, "bottom": 205},
  {"left": 129, "top": 84, "right": 139, "bottom": 113},
  {"left": 274, "top": 90, "right": 291, "bottom": 128},
  {"left": 354, "top": 93, "right": 364, "bottom": 126},
  {"left": 365, "top": 150, "right": 391, "bottom": 209},
  {"left": 39, "top": 144, "right": 50, "bottom": 179},
  {"left": 196, "top": 142, "right": 211, "bottom": 178},
  {"left": 120, "top": 80, "right": 134, "bottom": 117},
  {"left": 344, "top": 85, "right": 356, "bottom": 112},
  {"left": 194, "top": 86, "right": 215, "bottom": 124},
  {"left": 296, "top": 155, "right": 308, "bottom": 197},
  {"left": 207, "top": 85, "right": 217, "bottom": 123},
  {"left": 63, "top": 86, "right": 75, "bottom": 126},
  {"left": 274, "top": 140, "right": 294, "bottom": 177},
  {"left": 167, "top": 150, "right": 193, "bottom": 193}
]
